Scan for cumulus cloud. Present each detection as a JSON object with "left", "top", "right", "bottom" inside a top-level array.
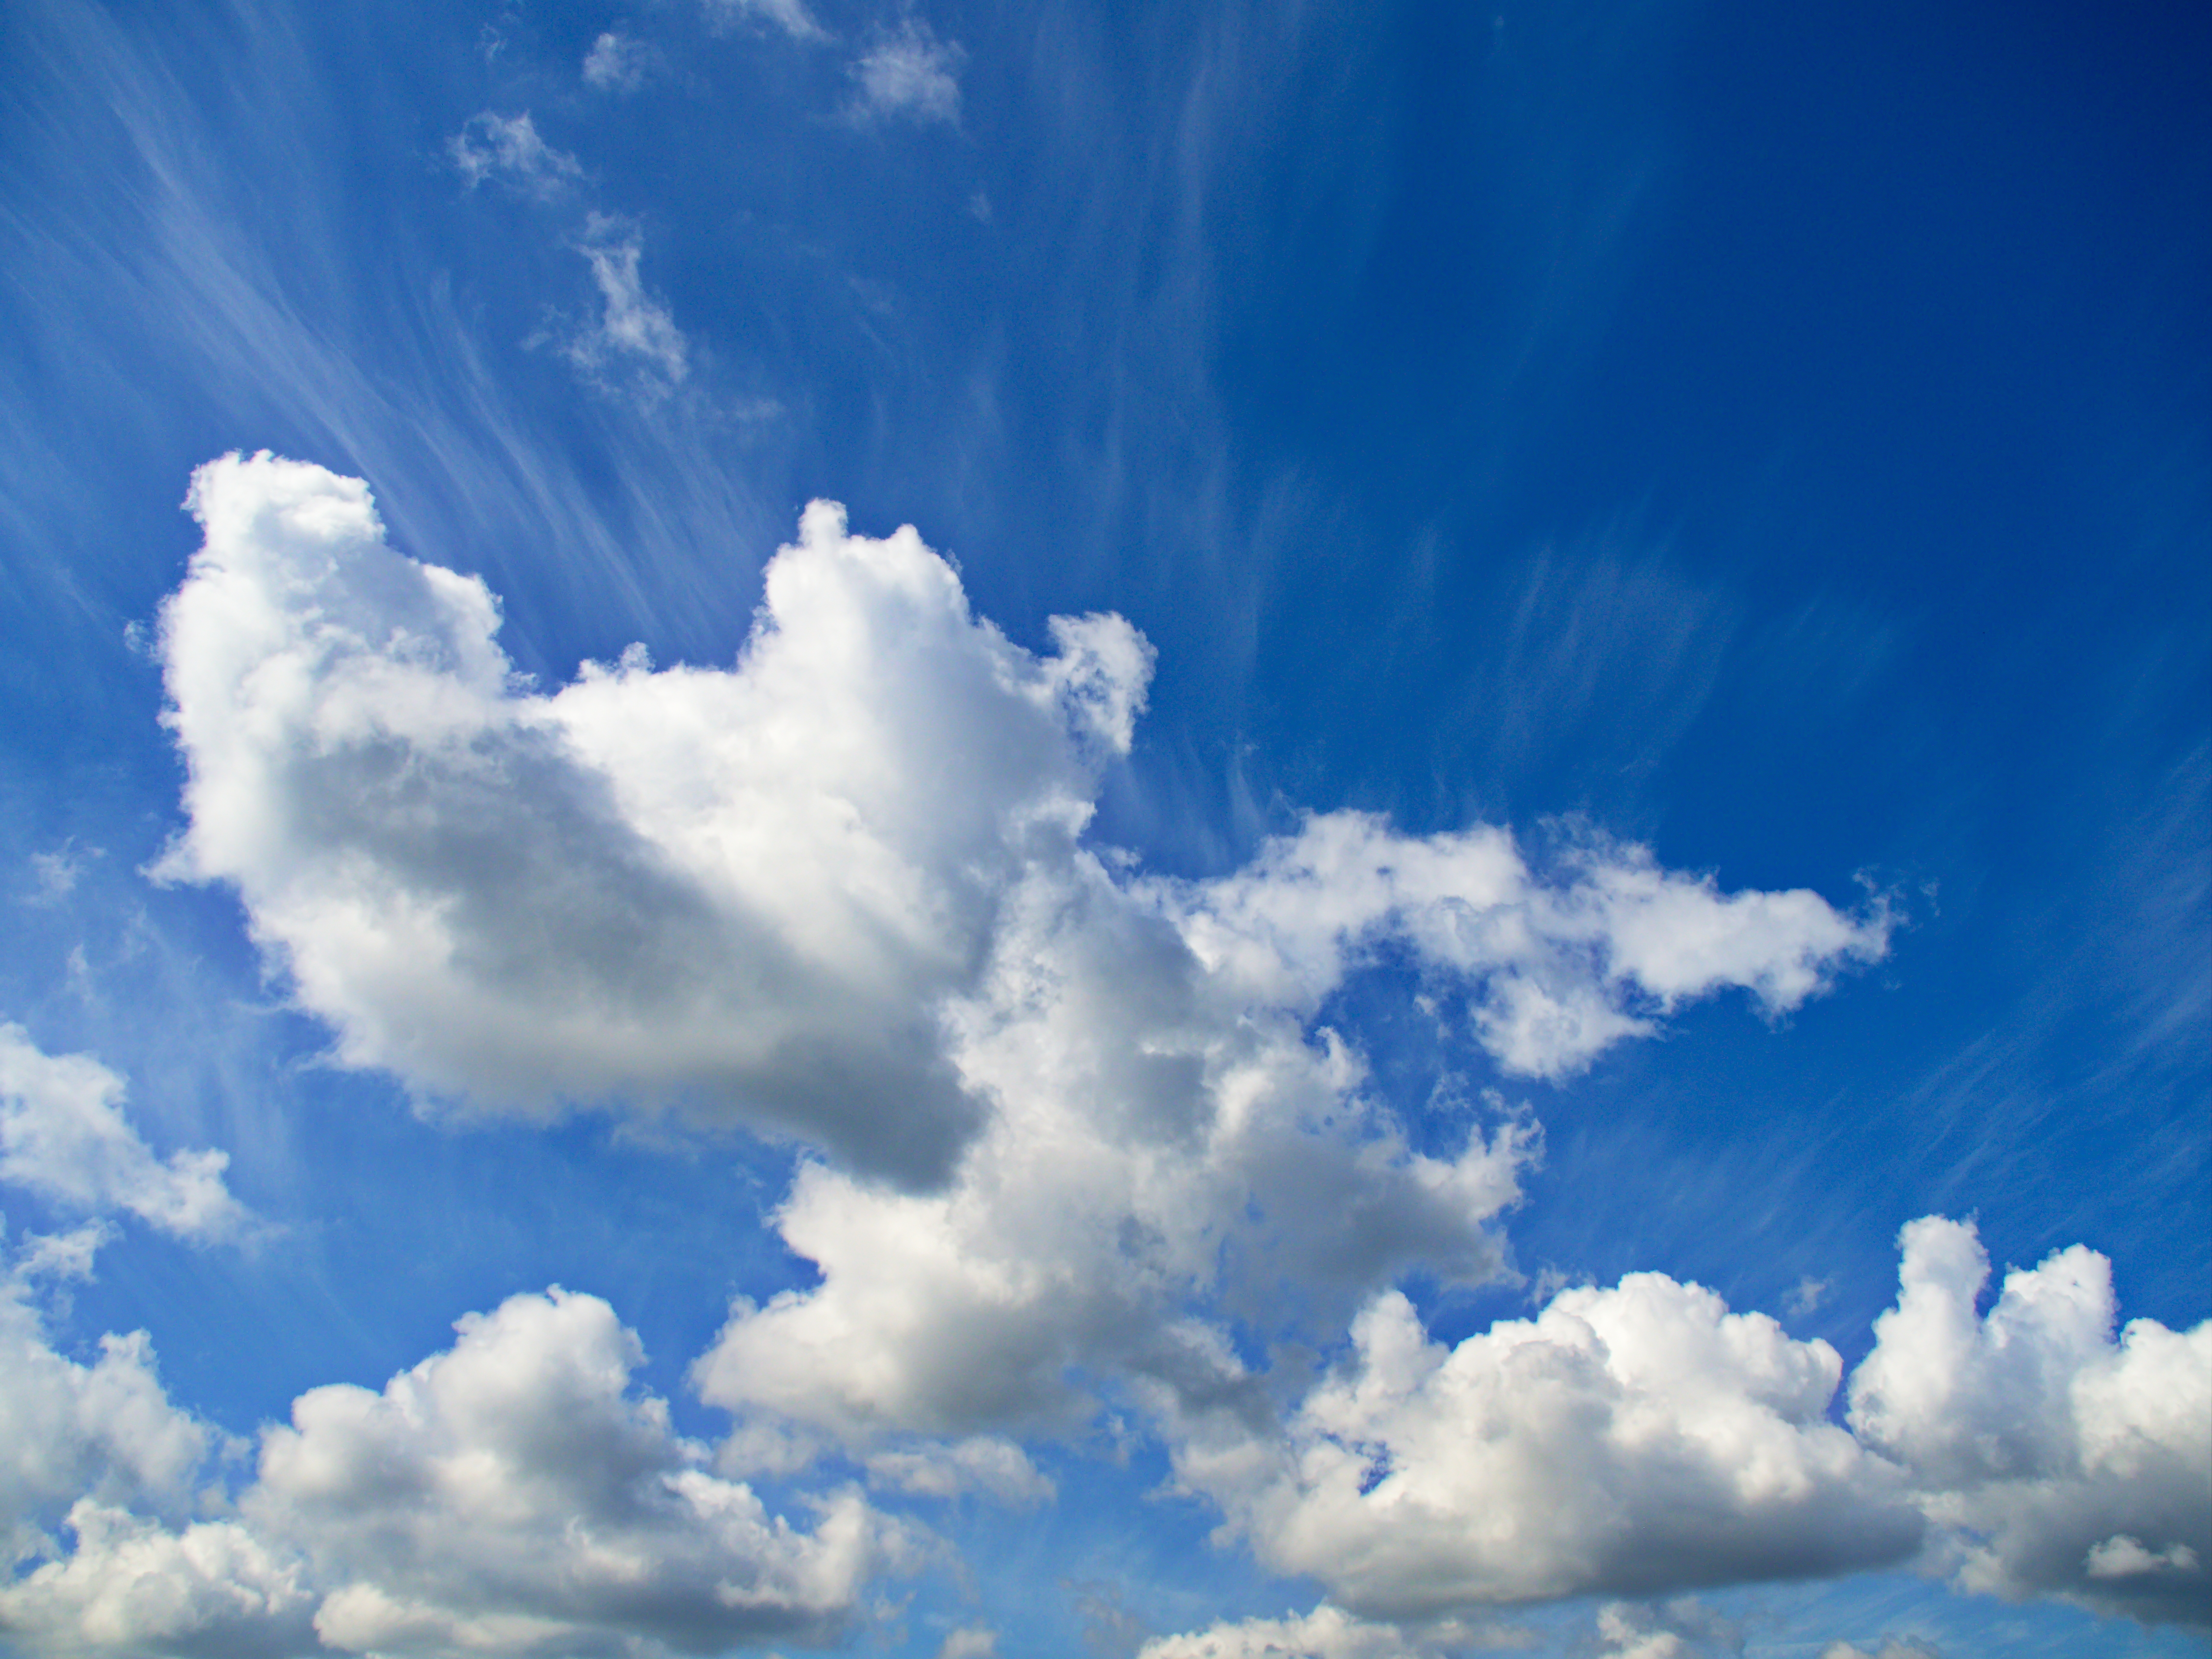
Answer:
[
  {"left": 568, "top": 214, "right": 690, "bottom": 398},
  {"left": 0, "top": 1234, "right": 214, "bottom": 1579},
  {"left": 582, "top": 31, "right": 652, "bottom": 93},
  {"left": 2, "top": 1284, "right": 910, "bottom": 1656},
  {"left": 448, "top": 112, "right": 581, "bottom": 197},
  {"left": 0, "top": 1023, "right": 247, "bottom": 1241},
  {"left": 159, "top": 455, "right": 1892, "bottom": 1472},
  {"left": 1817, "top": 1642, "right": 1939, "bottom": 1659},
  {"left": 1849, "top": 1217, "right": 2211, "bottom": 1627},
  {"left": 159, "top": 457, "right": 1149, "bottom": 1182},
  {"left": 847, "top": 20, "right": 965, "bottom": 126},
  {"left": 0, "top": 1504, "right": 314, "bottom": 1659},
  {"left": 1171, "top": 1275, "right": 1921, "bottom": 1616}
]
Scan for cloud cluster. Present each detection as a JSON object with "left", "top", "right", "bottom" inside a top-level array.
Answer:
[
  {"left": 1172, "top": 1279, "right": 1921, "bottom": 1615},
  {"left": 128, "top": 459, "right": 2210, "bottom": 1649},
  {"left": 0, "top": 1274, "right": 909, "bottom": 1657},
  {"left": 1849, "top": 1218, "right": 2210, "bottom": 1627},
  {"left": 0, "top": 1023, "right": 246, "bottom": 1242},
  {"left": 0, "top": 1249, "right": 211, "bottom": 1573},
  {"left": 157, "top": 455, "right": 1897, "bottom": 1489},
  {"left": 1150, "top": 1219, "right": 2206, "bottom": 1630}
]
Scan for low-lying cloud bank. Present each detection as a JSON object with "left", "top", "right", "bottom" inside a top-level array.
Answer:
[{"left": 3, "top": 1217, "right": 2200, "bottom": 1656}]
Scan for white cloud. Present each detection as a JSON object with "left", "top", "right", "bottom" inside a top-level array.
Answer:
[
  {"left": 0, "top": 1503, "right": 314, "bottom": 1659},
  {"left": 0, "top": 1023, "right": 247, "bottom": 1242},
  {"left": 1146, "top": 813, "right": 1890, "bottom": 1081},
  {"left": 1, "top": 1284, "right": 912, "bottom": 1656},
  {"left": 848, "top": 20, "right": 965, "bottom": 126},
  {"left": 1137, "top": 1603, "right": 1438, "bottom": 1658},
  {"left": 581, "top": 31, "right": 651, "bottom": 93},
  {"left": 1170, "top": 1274, "right": 1921, "bottom": 1617},
  {"left": 1848, "top": 1217, "right": 2211, "bottom": 1628},
  {"left": 864, "top": 1435, "right": 1054, "bottom": 1505},
  {"left": 704, "top": 0, "right": 828, "bottom": 44},
  {"left": 936, "top": 1626, "right": 998, "bottom": 1659},
  {"left": 448, "top": 112, "right": 581, "bottom": 198},
  {"left": 1592, "top": 1601, "right": 1741, "bottom": 1659},
  {"left": 159, "top": 456, "right": 1894, "bottom": 1480},
  {"left": 568, "top": 214, "right": 690, "bottom": 398},
  {"left": 159, "top": 456, "right": 1155, "bottom": 1184},
  {"left": 1817, "top": 1642, "right": 1938, "bottom": 1659},
  {"left": 254, "top": 1288, "right": 909, "bottom": 1654},
  {"left": 0, "top": 1237, "right": 213, "bottom": 1571}
]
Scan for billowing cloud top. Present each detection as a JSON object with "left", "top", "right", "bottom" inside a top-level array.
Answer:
[{"left": 157, "top": 454, "right": 1887, "bottom": 1201}]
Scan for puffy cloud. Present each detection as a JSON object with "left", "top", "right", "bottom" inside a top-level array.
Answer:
[
  {"left": 936, "top": 1627, "right": 998, "bottom": 1659},
  {"left": 161, "top": 457, "right": 1891, "bottom": 1469},
  {"left": 1816, "top": 1642, "right": 1938, "bottom": 1659},
  {"left": 3, "top": 1284, "right": 911, "bottom": 1656},
  {"left": 0, "top": 1504, "right": 312, "bottom": 1659},
  {"left": 0, "top": 1024, "right": 247, "bottom": 1242},
  {"left": 0, "top": 1246, "right": 212, "bottom": 1569},
  {"left": 1171, "top": 1276, "right": 1921, "bottom": 1617},
  {"left": 448, "top": 112, "right": 581, "bottom": 197},
  {"left": 252, "top": 1288, "right": 908, "bottom": 1655},
  {"left": 1848, "top": 1217, "right": 2211, "bottom": 1627},
  {"left": 689, "top": 849, "right": 1539, "bottom": 1442},
  {"left": 158, "top": 456, "right": 1149, "bottom": 1184},
  {"left": 1147, "top": 813, "right": 1890, "bottom": 1081},
  {"left": 847, "top": 20, "right": 965, "bottom": 126}
]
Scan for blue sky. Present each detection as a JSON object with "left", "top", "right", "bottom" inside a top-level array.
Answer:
[{"left": 0, "top": 0, "right": 2205, "bottom": 1655}]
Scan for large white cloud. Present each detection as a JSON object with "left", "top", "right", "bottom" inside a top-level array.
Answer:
[
  {"left": 0, "top": 1239, "right": 213, "bottom": 1572},
  {"left": 159, "top": 454, "right": 1152, "bottom": 1185},
  {"left": 1849, "top": 1217, "right": 2211, "bottom": 1628},
  {"left": 160, "top": 454, "right": 1892, "bottom": 1464},
  {"left": 1, "top": 1282, "right": 911, "bottom": 1657},
  {"left": 1170, "top": 1274, "right": 1921, "bottom": 1616},
  {"left": 0, "top": 1024, "right": 247, "bottom": 1243}
]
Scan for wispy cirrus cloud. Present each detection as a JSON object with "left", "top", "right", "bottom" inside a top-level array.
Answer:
[
  {"left": 447, "top": 111, "right": 581, "bottom": 198},
  {"left": 582, "top": 30, "right": 652, "bottom": 93},
  {"left": 566, "top": 212, "right": 691, "bottom": 399},
  {"left": 847, "top": 19, "right": 965, "bottom": 127},
  {"left": 704, "top": 0, "right": 829, "bottom": 44}
]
